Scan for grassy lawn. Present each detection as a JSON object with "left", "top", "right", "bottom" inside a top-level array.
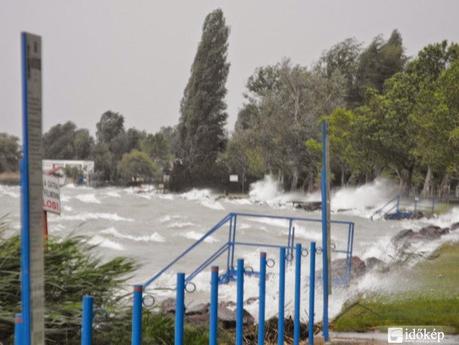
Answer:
[{"left": 333, "top": 243, "right": 459, "bottom": 333}]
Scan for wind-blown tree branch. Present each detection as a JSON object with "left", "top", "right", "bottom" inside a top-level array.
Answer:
[
  {"left": 0, "top": 218, "right": 136, "bottom": 345},
  {"left": 173, "top": 9, "right": 230, "bottom": 189},
  {"left": 228, "top": 59, "right": 345, "bottom": 191}
]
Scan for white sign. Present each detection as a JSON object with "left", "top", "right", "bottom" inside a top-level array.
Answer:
[
  {"left": 229, "top": 174, "right": 239, "bottom": 182},
  {"left": 43, "top": 175, "right": 61, "bottom": 215}
]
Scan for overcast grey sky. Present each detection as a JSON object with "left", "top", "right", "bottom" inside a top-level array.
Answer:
[{"left": 1, "top": 0, "right": 459, "bottom": 138}]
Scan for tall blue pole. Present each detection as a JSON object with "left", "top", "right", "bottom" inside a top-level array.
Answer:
[
  {"left": 258, "top": 252, "right": 267, "bottom": 345},
  {"left": 236, "top": 259, "right": 244, "bottom": 345},
  {"left": 308, "top": 242, "right": 316, "bottom": 345},
  {"left": 81, "top": 295, "right": 94, "bottom": 345},
  {"left": 14, "top": 313, "right": 23, "bottom": 345},
  {"left": 293, "top": 243, "right": 302, "bottom": 345},
  {"left": 277, "top": 248, "right": 286, "bottom": 345},
  {"left": 131, "top": 285, "right": 143, "bottom": 345},
  {"left": 321, "top": 121, "right": 330, "bottom": 342},
  {"left": 20, "top": 32, "right": 32, "bottom": 345},
  {"left": 175, "top": 273, "right": 185, "bottom": 345},
  {"left": 209, "top": 266, "right": 219, "bottom": 345}
]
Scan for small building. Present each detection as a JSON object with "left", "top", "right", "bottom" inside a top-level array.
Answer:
[{"left": 42, "top": 160, "right": 94, "bottom": 185}]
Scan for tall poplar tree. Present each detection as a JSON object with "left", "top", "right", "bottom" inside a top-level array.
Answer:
[{"left": 174, "top": 9, "right": 230, "bottom": 188}]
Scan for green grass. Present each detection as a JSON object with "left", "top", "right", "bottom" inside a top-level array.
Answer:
[{"left": 333, "top": 243, "right": 459, "bottom": 333}]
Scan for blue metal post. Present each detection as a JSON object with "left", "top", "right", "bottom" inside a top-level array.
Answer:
[
  {"left": 230, "top": 216, "right": 238, "bottom": 270},
  {"left": 321, "top": 121, "right": 330, "bottom": 342},
  {"left": 81, "top": 295, "right": 94, "bottom": 345},
  {"left": 226, "top": 216, "right": 233, "bottom": 273},
  {"left": 291, "top": 226, "right": 296, "bottom": 257},
  {"left": 20, "top": 32, "right": 32, "bottom": 345},
  {"left": 236, "top": 259, "right": 244, "bottom": 345},
  {"left": 175, "top": 273, "right": 185, "bottom": 345},
  {"left": 131, "top": 285, "right": 143, "bottom": 345},
  {"left": 277, "top": 248, "right": 286, "bottom": 345},
  {"left": 308, "top": 242, "right": 316, "bottom": 345},
  {"left": 14, "top": 313, "right": 23, "bottom": 345},
  {"left": 209, "top": 266, "right": 219, "bottom": 345},
  {"left": 258, "top": 252, "right": 267, "bottom": 345},
  {"left": 287, "top": 220, "right": 293, "bottom": 261},
  {"left": 294, "top": 243, "right": 302, "bottom": 345}
]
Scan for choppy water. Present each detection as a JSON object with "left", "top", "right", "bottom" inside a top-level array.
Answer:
[{"left": 1, "top": 177, "right": 458, "bottom": 321}]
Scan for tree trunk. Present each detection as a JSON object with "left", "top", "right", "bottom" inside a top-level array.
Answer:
[
  {"left": 421, "top": 166, "right": 432, "bottom": 197},
  {"left": 438, "top": 173, "right": 450, "bottom": 200},
  {"left": 290, "top": 167, "right": 299, "bottom": 191}
]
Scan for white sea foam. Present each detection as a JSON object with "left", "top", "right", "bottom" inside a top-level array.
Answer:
[
  {"left": 104, "top": 190, "right": 121, "bottom": 198},
  {"left": 57, "top": 212, "right": 134, "bottom": 222},
  {"left": 331, "top": 178, "right": 397, "bottom": 217},
  {"left": 74, "top": 193, "right": 101, "bottom": 204},
  {"left": 180, "top": 189, "right": 213, "bottom": 201},
  {"left": 0, "top": 185, "right": 20, "bottom": 198},
  {"left": 201, "top": 199, "right": 225, "bottom": 210},
  {"left": 182, "top": 231, "right": 218, "bottom": 243},
  {"left": 156, "top": 193, "right": 174, "bottom": 200},
  {"left": 249, "top": 175, "right": 302, "bottom": 207},
  {"left": 88, "top": 235, "right": 124, "bottom": 251},
  {"left": 101, "top": 227, "right": 165, "bottom": 243},
  {"left": 167, "top": 222, "right": 195, "bottom": 229}
]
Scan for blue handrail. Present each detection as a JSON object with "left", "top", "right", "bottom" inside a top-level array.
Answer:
[{"left": 142, "top": 211, "right": 355, "bottom": 289}]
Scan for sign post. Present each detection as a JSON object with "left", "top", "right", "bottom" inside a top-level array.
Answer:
[
  {"left": 20, "top": 32, "right": 45, "bottom": 345},
  {"left": 321, "top": 121, "right": 331, "bottom": 342}
]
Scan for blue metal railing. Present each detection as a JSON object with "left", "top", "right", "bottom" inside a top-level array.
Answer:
[
  {"left": 371, "top": 195, "right": 437, "bottom": 220},
  {"left": 142, "top": 211, "right": 355, "bottom": 289}
]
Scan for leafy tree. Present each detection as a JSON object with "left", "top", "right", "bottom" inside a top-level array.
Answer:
[
  {"left": 317, "top": 38, "right": 362, "bottom": 107},
  {"left": 140, "top": 128, "right": 175, "bottom": 170},
  {"left": 356, "top": 30, "right": 406, "bottom": 102},
  {"left": 43, "top": 122, "right": 78, "bottom": 159},
  {"left": 73, "top": 129, "right": 94, "bottom": 159},
  {"left": 43, "top": 122, "right": 94, "bottom": 160},
  {"left": 93, "top": 142, "right": 112, "bottom": 182},
  {"left": 96, "top": 111, "right": 125, "bottom": 145},
  {"left": 125, "top": 128, "right": 146, "bottom": 153},
  {"left": 174, "top": 9, "right": 230, "bottom": 188},
  {"left": 118, "top": 149, "right": 159, "bottom": 184},
  {"left": 222, "top": 131, "right": 265, "bottom": 192},
  {"left": 0, "top": 133, "right": 20, "bottom": 173},
  {"left": 95, "top": 111, "right": 129, "bottom": 182},
  {"left": 230, "top": 59, "right": 345, "bottom": 191}
]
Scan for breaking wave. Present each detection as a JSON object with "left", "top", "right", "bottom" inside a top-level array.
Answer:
[
  {"left": 57, "top": 212, "right": 134, "bottom": 222},
  {"left": 181, "top": 231, "right": 218, "bottom": 243},
  {"left": 88, "top": 235, "right": 124, "bottom": 251},
  {"left": 101, "top": 227, "right": 165, "bottom": 243},
  {"left": 74, "top": 193, "right": 101, "bottom": 204},
  {"left": 0, "top": 185, "right": 20, "bottom": 199}
]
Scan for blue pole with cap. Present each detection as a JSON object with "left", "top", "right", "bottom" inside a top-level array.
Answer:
[
  {"left": 236, "top": 259, "right": 244, "bottom": 345},
  {"left": 131, "top": 285, "right": 143, "bottom": 345},
  {"left": 81, "top": 295, "right": 94, "bottom": 345},
  {"left": 258, "top": 252, "right": 267, "bottom": 345},
  {"left": 277, "top": 247, "right": 286, "bottom": 345},
  {"left": 14, "top": 313, "right": 23, "bottom": 345},
  {"left": 175, "top": 273, "right": 185, "bottom": 345},
  {"left": 293, "top": 243, "right": 302, "bottom": 345},
  {"left": 308, "top": 242, "right": 316, "bottom": 345},
  {"left": 209, "top": 266, "right": 219, "bottom": 345}
]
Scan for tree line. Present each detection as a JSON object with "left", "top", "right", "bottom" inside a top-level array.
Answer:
[{"left": 1, "top": 9, "right": 458, "bottom": 196}]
